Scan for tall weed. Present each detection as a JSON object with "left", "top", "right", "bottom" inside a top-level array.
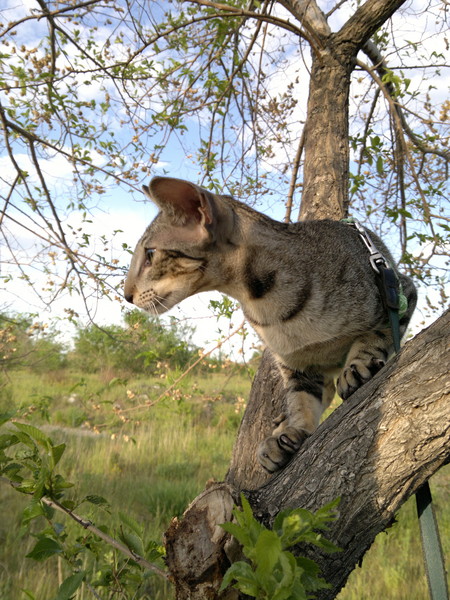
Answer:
[{"left": 0, "top": 367, "right": 448, "bottom": 599}]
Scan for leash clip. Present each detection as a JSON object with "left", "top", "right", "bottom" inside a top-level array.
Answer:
[{"left": 351, "top": 220, "right": 388, "bottom": 275}]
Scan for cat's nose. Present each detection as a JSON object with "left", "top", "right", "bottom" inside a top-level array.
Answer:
[{"left": 125, "top": 293, "right": 134, "bottom": 304}]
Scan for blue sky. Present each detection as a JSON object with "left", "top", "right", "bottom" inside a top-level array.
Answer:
[{"left": 1, "top": 0, "right": 448, "bottom": 355}]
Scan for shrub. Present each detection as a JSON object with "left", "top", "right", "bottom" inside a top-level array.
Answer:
[{"left": 70, "top": 309, "right": 198, "bottom": 374}]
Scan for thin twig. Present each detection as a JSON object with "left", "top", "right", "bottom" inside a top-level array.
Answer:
[
  {"left": 285, "top": 129, "right": 305, "bottom": 223},
  {"left": 356, "top": 59, "right": 438, "bottom": 231},
  {"left": 0, "top": 477, "right": 169, "bottom": 580},
  {"left": 186, "top": 0, "right": 311, "bottom": 39},
  {"left": 119, "top": 321, "right": 246, "bottom": 414}
]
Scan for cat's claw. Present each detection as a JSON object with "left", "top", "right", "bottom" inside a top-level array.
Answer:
[
  {"left": 337, "top": 356, "right": 385, "bottom": 400},
  {"left": 258, "top": 426, "right": 308, "bottom": 473}
]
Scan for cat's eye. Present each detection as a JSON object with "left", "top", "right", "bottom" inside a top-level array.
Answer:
[
  {"left": 144, "top": 248, "right": 155, "bottom": 265},
  {"left": 167, "top": 249, "right": 199, "bottom": 260}
]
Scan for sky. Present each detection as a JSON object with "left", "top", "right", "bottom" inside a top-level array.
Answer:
[{"left": 1, "top": 0, "right": 449, "bottom": 357}]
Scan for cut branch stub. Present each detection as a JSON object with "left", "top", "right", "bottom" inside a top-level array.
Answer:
[
  {"left": 164, "top": 482, "right": 238, "bottom": 600},
  {"left": 165, "top": 309, "right": 450, "bottom": 600}
]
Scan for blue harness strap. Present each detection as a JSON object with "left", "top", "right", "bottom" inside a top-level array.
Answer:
[{"left": 344, "top": 218, "right": 449, "bottom": 600}]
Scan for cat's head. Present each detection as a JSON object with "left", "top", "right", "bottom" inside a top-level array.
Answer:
[{"left": 124, "top": 177, "right": 235, "bottom": 314}]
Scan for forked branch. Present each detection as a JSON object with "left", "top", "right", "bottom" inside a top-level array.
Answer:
[{"left": 165, "top": 309, "right": 450, "bottom": 599}]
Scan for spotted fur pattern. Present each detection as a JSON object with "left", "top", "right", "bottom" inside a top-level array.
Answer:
[{"left": 124, "top": 177, "right": 417, "bottom": 473}]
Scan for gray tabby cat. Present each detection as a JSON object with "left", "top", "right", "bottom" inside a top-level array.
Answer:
[{"left": 124, "top": 177, "right": 417, "bottom": 472}]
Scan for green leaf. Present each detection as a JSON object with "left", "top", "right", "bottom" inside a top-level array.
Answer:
[
  {"left": 52, "top": 571, "right": 85, "bottom": 600},
  {"left": 0, "top": 433, "right": 19, "bottom": 450},
  {"left": 238, "top": 494, "right": 265, "bottom": 544},
  {"left": 22, "top": 499, "right": 45, "bottom": 525},
  {"left": 119, "top": 529, "right": 144, "bottom": 557},
  {"left": 376, "top": 155, "right": 384, "bottom": 175},
  {"left": 146, "top": 540, "right": 166, "bottom": 562},
  {"left": 51, "top": 443, "right": 66, "bottom": 468},
  {"left": 0, "top": 411, "right": 16, "bottom": 426},
  {"left": 26, "top": 537, "right": 62, "bottom": 561},
  {"left": 272, "top": 551, "right": 298, "bottom": 600},
  {"left": 297, "top": 556, "right": 330, "bottom": 592},
  {"left": 11, "top": 430, "right": 37, "bottom": 450},
  {"left": 316, "top": 497, "right": 341, "bottom": 517},
  {"left": 84, "top": 494, "right": 110, "bottom": 508},
  {"left": 14, "top": 423, "right": 51, "bottom": 448},
  {"left": 255, "top": 529, "right": 281, "bottom": 576},
  {"left": 2, "top": 462, "right": 24, "bottom": 482},
  {"left": 311, "top": 533, "right": 341, "bottom": 554},
  {"left": 52, "top": 473, "right": 74, "bottom": 491},
  {"left": 220, "top": 521, "right": 252, "bottom": 548},
  {"left": 16, "top": 478, "right": 39, "bottom": 494},
  {"left": 119, "top": 511, "right": 143, "bottom": 536},
  {"left": 219, "top": 561, "right": 260, "bottom": 596}
]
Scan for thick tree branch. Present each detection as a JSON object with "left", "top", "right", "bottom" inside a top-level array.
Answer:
[
  {"left": 278, "top": 0, "right": 330, "bottom": 45},
  {"left": 335, "top": 0, "right": 407, "bottom": 50},
  {"left": 165, "top": 308, "right": 450, "bottom": 599},
  {"left": 246, "top": 309, "right": 450, "bottom": 598}
]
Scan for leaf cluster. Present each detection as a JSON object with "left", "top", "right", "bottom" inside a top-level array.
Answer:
[
  {"left": 0, "top": 415, "right": 166, "bottom": 598},
  {"left": 220, "top": 494, "right": 341, "bottom": 600}
]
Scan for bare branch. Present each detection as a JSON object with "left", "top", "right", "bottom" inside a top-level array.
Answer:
[
  {"left": 362, "top": 40, "right": 450, "bottom": 161},
  {"left": 285, "top": 128, "right": 304, "bottom": 223},
  {"left": 336, "top": 0, "right": 407, "bottom": 50},
  {"left": 0, "top": 477, "right": 168, "bottom": 580},
  {"left": 0, "top": 0, "right": 101, "bottom": 37},
  {"left": 118, "top": 321, "right": 246, "bottom": 415},
  {"left": 357, "top": 57, "right": 440, "bottom": 229},
  {"left": 185, "top": 0, "right": 312, "bottom": 40}
]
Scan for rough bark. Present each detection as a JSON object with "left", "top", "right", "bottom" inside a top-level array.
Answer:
[
  {"left": 279, "top": 0, "right": 408, "bottom": 220},
  {"left": 164, "top": 309, "right": 450, "bottom": 599},
  {"left": 246, "top": 307, "right": 450, "bottom": 598},
  {"left": 163, "top": 1, "right": 445, "bottom": 598},
  {"left": 300, "top": 50, "right": 352, "bottom": 220}
]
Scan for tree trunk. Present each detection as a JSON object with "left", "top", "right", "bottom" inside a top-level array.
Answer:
[
  {"left": 163, "top": 1, "right": 438, "bottom": 597},
  {"left": 164, "top": 309, "right": 450, "bottom": 599},
  {"left": 300, "top": 50, "right": 352, "bottom": 221}
]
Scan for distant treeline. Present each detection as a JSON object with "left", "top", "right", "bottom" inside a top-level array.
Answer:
[{"left": 0, "top": 309, "right": 201, "bottom": 375}]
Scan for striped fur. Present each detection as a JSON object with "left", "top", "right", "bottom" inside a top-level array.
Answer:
[{"left": 124, "top": 177, "right": 417, "bottom": 472}]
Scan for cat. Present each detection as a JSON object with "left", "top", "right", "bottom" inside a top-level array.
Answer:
[{"left": 124, "top": 176, "right": 417, "bottom": 473}]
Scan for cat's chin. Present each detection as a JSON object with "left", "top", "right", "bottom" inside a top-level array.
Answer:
[
  {"left": 142, "top": 304, "right": 169, "bottom": 316},
  {"left": 139, "top": 294, "right": 180, "bottom": 315}
]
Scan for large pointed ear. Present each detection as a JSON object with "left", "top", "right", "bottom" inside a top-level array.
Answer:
[{"left": 143, "top": 177, "right": 215, "bottom": 229}]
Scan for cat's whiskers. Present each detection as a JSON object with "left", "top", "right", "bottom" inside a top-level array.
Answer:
[
  {"left": 124, "top": 176, "right": 417, "bottom": 472},
  {"left": 154, "top": 295, "right": 170, "bottom": 312}
]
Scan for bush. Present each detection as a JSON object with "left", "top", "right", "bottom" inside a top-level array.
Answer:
[
  {"left": 0, "top": 313, "right": 66, "bottom": 372},
  {"left": 69, "top": 309, "right": 198, "bottom": 374}
]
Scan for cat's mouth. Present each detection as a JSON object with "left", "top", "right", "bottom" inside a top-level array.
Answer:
[
  {"left": 144, "top": 293, "right": 172, "bottom": 314},
  {"left": 134, "top": 290, "right": 173, "bottom": 315}
]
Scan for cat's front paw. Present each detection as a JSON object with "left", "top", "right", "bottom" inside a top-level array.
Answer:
[
  {"left": 337, "top": 356, "right": 385, "bottom": 400},
  {"left": 257, "top": 422, "right": 308, "bottom": 473}
]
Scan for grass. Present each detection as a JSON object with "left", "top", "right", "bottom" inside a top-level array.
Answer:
[
  {"left": 0, "top": 365, "right": 251, "bottom": 600},
  {"left": 338, "top": 468, "right": 450, "bottom": 600},
  {"left": 0, "top": 366, "right": 448, "bottom": 599}
]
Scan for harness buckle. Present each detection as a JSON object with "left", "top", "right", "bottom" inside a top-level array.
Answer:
[
  {"left": 370, "top": 253, "right": 388, "bottom": 275},
  {"left": 349, "top": 220, "right": 389, "bottom": 275}
]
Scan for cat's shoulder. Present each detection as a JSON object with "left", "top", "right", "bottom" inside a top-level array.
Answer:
[{"left": 287, "top": 218, "right": 360, "bottom": 240}]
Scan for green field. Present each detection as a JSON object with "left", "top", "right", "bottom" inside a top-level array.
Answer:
[{"left": 0, "top": 367, "right": 448, "bottom": 599}]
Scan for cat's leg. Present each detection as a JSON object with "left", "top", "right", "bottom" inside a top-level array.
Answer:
[
  {"left": 337, "top": 275, "right": 417, "bottom": 400},
  {"left": 258, "top": 368, "right": 334, "bottom": 473},
  {"left": 336, "top": 329, "right": 391, "bottom": 400}
]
